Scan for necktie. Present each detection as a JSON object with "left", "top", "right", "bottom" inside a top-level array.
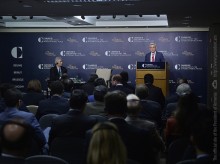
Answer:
[
  {"left": 58, "top": 68, "right": 62, "bottom": 76},
  {"left": 152, "top": 53, "right": 155, "bottom": 62}
]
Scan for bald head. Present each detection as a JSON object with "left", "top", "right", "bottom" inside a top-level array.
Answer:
[
  {"left": 0, "top": 120, "right": 33, "bottom": 157},
  {"left": 135, "top": 84, "right": 149, "bottom": 99}
]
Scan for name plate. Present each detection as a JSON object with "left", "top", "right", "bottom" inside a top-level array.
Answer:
[{"left": 136, "top": 62, "right": 165, "bottom": 69}]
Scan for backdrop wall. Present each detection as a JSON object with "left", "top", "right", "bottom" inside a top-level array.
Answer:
[{"left": 0, "top": 30, "right": 208, "bottom": 103}]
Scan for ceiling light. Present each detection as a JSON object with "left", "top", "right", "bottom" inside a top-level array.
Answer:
[
  {"left": 96, "top": 15, "right": 101, "bottom": 19},
  {"left": 12, "top": 16, "right": 17, "bottom": 20},
  {"left": 30, "top": 16, "right": 33, "bottom": 19},
  {"left": 139, "top": 15, "right": 142, "bottom": 17},
  {"left": 124, "top": 15, "right": 128, "bottom": 17},
  {"left": 113, "top": 15, "right": 116, "bottom": 19},
  {"left": 81, "top": 15, "right": 85, "bottom": 20}
]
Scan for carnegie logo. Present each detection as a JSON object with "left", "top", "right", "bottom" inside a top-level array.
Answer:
[
  {"left": 60, "top": 51, "right": 85, "bottom": 57},
  {"left": 128, "top": 64, "right": 136, "bottom": 70},
  {"left": 82, "top": 37, "right": 107, "bottom": 43},
  {"left": 104, "top": 51, "right": 131, "bottom": 57},
  {"left": 82, "top": 64, "right": 105, "bottom": 70},
  {"left": 175, "top": 64, "right": 203, "bottom": 70},
  {"left": 11, "top": 47, "right": 23, "bottom": 58},
  {"left": 175, "top": 36, "right": 202, "bottom": 42},
  {"left": 175, "top": 36, "right": 181, "bottom": 42},
  {"left": 38, "top": 37, "right": 63, "bottom": 43},
  {"left": 128, "top": 37, "right": 150, "bottom": 43},
  {"left": 112, "top": 65, "right": 123, "bottom": 70},
  {"left": 38, "top": 64, "right": 53, "bottom": 70}
]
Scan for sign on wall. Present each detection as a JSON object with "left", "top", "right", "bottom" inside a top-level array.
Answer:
[{"left": 0, "top": 32, "right": 208, "bottom": 103}]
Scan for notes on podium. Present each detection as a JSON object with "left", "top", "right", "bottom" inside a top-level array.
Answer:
[{"left": 136, "top": 62, "right": 169, "bottom": 96}]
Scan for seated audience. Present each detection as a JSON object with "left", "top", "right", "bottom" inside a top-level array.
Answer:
[
  {"left": 22, "top": 79, "right": 45, "bottom": 106},
  {"left": 84, "top": 85, "right": 107, "bottom": 116},
  {"left": 36, "top": 80, "right": 69, "bottom": 120},
  {"left": 125, "top": 94, "right": 165, "bottom": 152},
  {"left": 48, "top": 89, "right": 98, "bottom": 146},
  {"left": 61, "top": 78, "right": 74, "bottom": 99},
  {"left": 104, "top": 90, "right": 158, "bottom": 164},
  {"left": 108, "top": 74, "right": 133, "bottom": 95},
  {"left": 0, "top": 119, "right": 34, "bottom": 163},
  {"left": 135, "top": 84, "right": 162, "bottom": 130},
  {"left": 0, "top": 88, "right": 46, "bottom": 149},
  {"left": 81, "top": 73, "right": 98, "bottom": 95},
  {"left": 0, "top": 83, "right": 28, "bottom": 113},
  {"left": 87, "top": 122, "right": 127, "bottom": 164},
  {"left": 144, "top": 73, "right": 165, "bottom": 108},
  {"left": 120, "top": 71, "right": 135, "bottom": 93}
]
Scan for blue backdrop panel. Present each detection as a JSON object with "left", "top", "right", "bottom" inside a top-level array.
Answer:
[{"left": 0, "top": 32, "right": 208, "bottom": 103}]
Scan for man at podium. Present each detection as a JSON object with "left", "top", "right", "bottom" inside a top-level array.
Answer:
[{"left": 145, "top": 43, "right": 165, "bottom": 62}]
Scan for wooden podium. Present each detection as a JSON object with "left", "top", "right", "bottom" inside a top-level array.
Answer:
[{"left": 136, "top": 62, "right": 169, "bottom": 96}]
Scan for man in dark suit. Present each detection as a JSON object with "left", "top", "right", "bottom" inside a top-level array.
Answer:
[
  {"left": 105, "top": 90, "right": 158, "bottom": 164},
  {"left": 36, "top": 80, "right": 69, "bottom": 120},
  {"left": 48, "top": 89, "right": 98, "bottom": 146},
  {"left": 108, "top": 74, "right": 133, "bottom": 95},
  {"left": 144, "top": 73, "right": 165, "bottom": 108},
  {"left": 50, "top": 56, "right": 67, "bottom": 81},
  {"left": 135, "top": 84, "right": 162, "bottom": 130},
  {"left": 145, "top": 43, "right": 165, "bottom": 62}
]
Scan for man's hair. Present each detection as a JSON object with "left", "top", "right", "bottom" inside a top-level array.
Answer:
[
  {"left": 27, "top": 79, "right": 42, "bottom": 93},
  {"left": 55, "top": 56, "right": 62, "bottom": 64},
  {"left": 4, "top": 88, "right": 22, "bottom": 107},
  {"left": 94, "top": 78, "right": 106, "bottom": 87},
  {"left": 104, "top": 90, "right": 127, "bottom": 116},
  {"left": 144, "top": 74, "right": 154, "bottom": 84},
  {"left": 94, "top": 85, "right": 107, "bottom": 102},
  {"left": 176, "top": 83, "right": 191, "bottom": 96},
  {"left": 120, "top": 71, "right": 129, "bottom": 83},
  {"left": 135, "top": 84, "right": 149, "bottom": 99},
  {"left": 88, "top": 73, "right": 98, "bottom": 83},
  {"left": 0, "top": 83, "right": 15, "bottom": 98},
  {"left": 0, "top": 119, "right": 33, "bottom": 156},
  {"left": 69, "top": 89, "right": 88, "bottom": 110},
  {"left": 49, "top": 80, "right": 64, "bottom": 95},
  {"left": 126, "top": 94, "right": 141, "bottom": 116},
  {"left": 112, "top": 74, "right": 122, "bottom": 83},
  {"left": 62, "top": 78, "right": 74, "bottom": 92}
]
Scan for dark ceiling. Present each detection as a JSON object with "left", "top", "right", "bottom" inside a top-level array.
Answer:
[{"left": 0, "top": 0, "right": 220, "bottom": 27}]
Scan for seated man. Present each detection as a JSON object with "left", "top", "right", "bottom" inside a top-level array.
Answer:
[
  {"left": 0, "top": 119, "right": 34, "bottom": 163},
  {"left": 0, "top": 88, "right": 46, "bottom": 150}
]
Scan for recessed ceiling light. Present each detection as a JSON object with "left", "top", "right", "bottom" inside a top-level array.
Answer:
[{"left": 23, "top": 4, "right": 32, "bottom": 8}]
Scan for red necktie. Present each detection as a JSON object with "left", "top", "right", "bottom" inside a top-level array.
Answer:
[{"left": 151, "top": 53, "right": 155, "bottom": 62}]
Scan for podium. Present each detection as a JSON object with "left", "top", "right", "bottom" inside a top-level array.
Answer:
[{"left": 136, "top": 62, "right": 169, "bottom": 96}]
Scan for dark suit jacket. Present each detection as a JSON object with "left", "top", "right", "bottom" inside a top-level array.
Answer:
[
  {"left": 110, "top": 118, "right": 158, "bottom": 164},
  {"left": 146, "top": 83, "right": 165, "bottom": 108},
  {"left": 139, "top": 99, "right": 162, "bottom": 129},
  {"left": 145, "top": 51, "right": 165, "bottom": 62},
  {"left": 108, "top": 85, "right": 133, "bottom": 95},
  {"left": 48, "top": 109, "right": 98, "bottom": 146},
  {"left": 36, "top": 95, "right": 69, "bottom": 120},
  {"left": 22, "top": 91, "right": 46, "bottom": 106},
  {"left": 50, "top": 66, "right": 67, "bottom": 81}
]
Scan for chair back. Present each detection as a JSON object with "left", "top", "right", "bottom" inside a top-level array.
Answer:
[
  {"left": 26, "top": 155, "right": 69, "bottom": 164},
  {"left": 26, "top": 105, "right": 38, "bottom": 115},
  {"left": 95, "top": 69, "right": 112, "bottom": 87},
  {"left": 50, "top": 137, "right": 85, "bottom": 164},
  {"left": 39, "top": 113, "right": 58, "bottom": 130}
]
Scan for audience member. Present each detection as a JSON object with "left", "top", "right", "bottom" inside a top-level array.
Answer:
[
  {"left": 135, "top": 84, "right": 162, "bottom": 130},
  {"left": 125, "top": 94, "right": 165, "bottom": 152},
  {"left": 0, "top": 88, "right": 46, "bottom": 149},
  {"left": 48, "top": 89, "right": 98, "bottom": 146},
  {"left": 120, "top": 71, "right": 135, "bottom": 93},
  {"left": 0, "top": 83, "right": 28, "bottom": 113},
  {"left": 104, "top": 90, "right": 158, "bottom": 164},
  {"left": 36, "top": 80, "right": 69, "bottom": 120},
  {"left": 144, "top": 73, "right": 165, "bottom": 108},
  {"left": 0, "top": 119, "right": 33, "bottom": 163},
  {"left": 108, "top": 74, "right": 133, "bottom": 95},
  {"left": 81, "top": 73, "right": 98, "bottom": 95},
  {"left": 84, "top": 85, "right": 107, "bottom": 116},
  {"left": 88, "top": 77, "right": 106, "bottom": 102},
  {"left": 87, "top": 122, "right": 127, "bottom": 164},
  {"left": 61, "top": 78, "right": 74, "bottom": 99},
  {"left": 22, "top": 79, "right": 45, "bottom": 106}
]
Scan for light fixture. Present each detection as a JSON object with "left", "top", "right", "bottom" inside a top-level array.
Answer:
[
  {"left": 30, "top": 16, "right": 33, "bottom": 19},
  {"left": 124, "top": 15, "right": 128, "bottom": 17},
  {"left": 156, "top": 14, "right": 160, "bottom": 17},
  {"left": 139, "top": 15, "right": 142, "bottom": 17},
  {"left": 113, "top": 15, "right": 116, "bottom": 19},
  {"left": 96, "top": 15, "right": 100, "bottom": 19},
  {"left": 12, "top": 16, "right": 17, "bottom": 20},
  {"left": 81, "top": 15, "right": 85, "bottom": 20},
  {"left": 0, "top": 16, "right": 3, "bottom": 19}
]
